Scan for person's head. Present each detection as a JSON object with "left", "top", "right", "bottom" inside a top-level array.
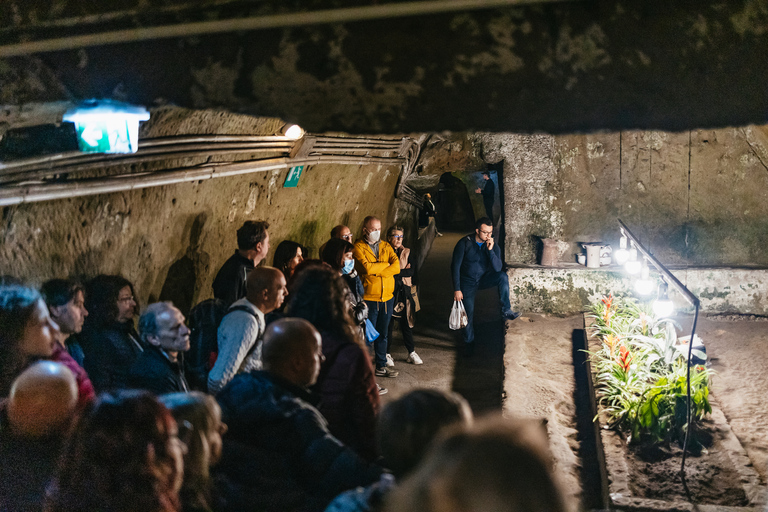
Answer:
[
  {"left": 385, "top": 416, "right": 568, "bottom": 512},
  {"left": 47, "top": 390, "right": 183, "bottom": 512},
  {"left": 387, "top": 226, "right": 405, "bottom": 250},
  {"left": 7, "top": 361, "right": 78, "bottom": 438},
  {"left": 475, "top": 217, "right": 493, "bottom": 242},
  {"left": 378, "top": 389, "right": 473, "bottom": 479},
  {"left": 245, "top": 266, "right": 287, "bottom": 314},
  {"left": 361, "top": 216, "right": 382, "bottom": 244},
  {"left": 424, "top": 193, "right": 432, "bottom": 200},
  {"left": 321, "top": 238, "right": 355, "bottom": 273},
  {"left": 160, "top": 392, "right": 227, "bottom": 512},
  {"left": 261, "top": 318, "right": 324, "bottom": 388},
  {"left": 85, "top": 275, "right": 138, "bottom": 327},
  {"left": 41, "top": 279, "right": 88, "bottom": 336},
  {"left": 482, "top": 171, "right": 491, "bottom": 180},
  {"left": 139, "top": 302, "right": 191, "bottom": 355},
  {"left": 285, "top": 266, "right": 362, "bottom": 346},
  {"left": 0, "top": 285, "right": 60, "bottom": 396},
  {"left": 272, "top": 240, "right": 304, "bottom": 279},
  {"left": 236, "top": 220, "right": 270, "bottom": 264},
  {"left": 330, "top": 224, "right": 354, "bottom": 243}
]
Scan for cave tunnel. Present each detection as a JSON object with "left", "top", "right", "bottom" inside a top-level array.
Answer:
[{"left": 2, "top": 1, "right": 768, "bottom": 511}]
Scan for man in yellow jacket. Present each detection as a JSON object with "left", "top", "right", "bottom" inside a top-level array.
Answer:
[{"left": 353, "top": 216, "right": 401, "bottom": 378}]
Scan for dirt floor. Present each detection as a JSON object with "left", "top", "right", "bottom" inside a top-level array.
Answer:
[{"left": 376, "top": 232, "right": 768, "bottom": 510}]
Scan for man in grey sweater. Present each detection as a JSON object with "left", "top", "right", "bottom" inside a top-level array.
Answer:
[{"left": 208, "top": 266, "right": 287, "bottom": 394}]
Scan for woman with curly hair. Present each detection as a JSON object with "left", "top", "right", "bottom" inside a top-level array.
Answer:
[
  {"left": 285, "top": 266, "right": 380, "bottom": 461},
  {"left": 80, "top": 275, "right": 144, "bottom": 391},
  {"left": 0, "top": 285, "right": 59, "bottom": 397},
  {"left": 160, "top": 392, "right": 227, "bottom": 512},
  {"left": 45, "top": 390, "right": 184, "bottom": 512}
]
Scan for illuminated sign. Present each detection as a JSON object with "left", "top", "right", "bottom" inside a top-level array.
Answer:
[
  {"left": 63, "top": 100, "right": 150, "bottom": 154},
  {"left": 284, "top": 165, "right": 304, "bottom": 187}
]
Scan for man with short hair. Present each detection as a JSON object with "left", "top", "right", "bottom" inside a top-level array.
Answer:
[
  {"left": 213, "top": 220, "right": 270, "bottom": 307},
  {"left": 475, "top": 170, "right": 496, "bottom": 224},
  {"left": 128, "top": 302, "right": 191, "bottom": 394},
  {"left": 331, "top": 224, "right": 354, "bottom": 242},
  {"left": 40, "top": 279, "right": 88, "bottom": 365},
  {"left": 216, "top": 318, "right": 382, "bottom": 511},
  {"left": 320, "top": 224, "right": 354, "bottom": 256},
  {"left": 208, "top": 266, "right": 287, "bottom": 394},
  {"left": 451, "top": 217, "right": 519, "bottom": 356},
  {"left": 353, "top": 216, "right": 400, "bottom": 378}
]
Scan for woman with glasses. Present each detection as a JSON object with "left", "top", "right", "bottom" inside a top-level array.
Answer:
[
  {"left": 386, "top": 227, "right": 422, "bottom": 366},
  {"left": 80, "top": 275, "right": 145, "bottom": 391}
]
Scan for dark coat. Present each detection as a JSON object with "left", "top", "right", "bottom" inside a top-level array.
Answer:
[
  {"left": 0, "top": 410, "right": 64, "bottom": 512},
  {"left": 311, "top": 332, "right": 379, "bottom": 462},
  {"left": 451, "top": 234, "right": 503, "bottom": 291},
  {"left": 127, "top": 345, "right": 189, "bottom": 395},
  {"left": 216, "top": 371, "right": 382, "bottom": 512},
  {"left": 212, "top": 251, "right": 255, "bottom": 307},
  {"left": 81, "top": 320, "right": 145, "bottom": 392},
  {"left": 481, "top": 179, "right": 495, "bottom": 208}
]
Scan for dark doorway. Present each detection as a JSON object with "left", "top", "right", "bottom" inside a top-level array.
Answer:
[{"left": 436, "top": 172, "right": 475, "bottom": 232}]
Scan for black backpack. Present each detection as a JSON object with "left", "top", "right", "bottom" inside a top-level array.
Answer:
[{"left": 185, "top": 298, "right": 258, "bottom": 392}]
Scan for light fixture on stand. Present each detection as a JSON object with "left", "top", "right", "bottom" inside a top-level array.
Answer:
[
  {"left": 634, "top": 261, "right": 655, "bottom": 296},
  {"left": 618, "top": 219, "right": 700, "bottom": 479},
  {"left": 614, "top": 234, "right": 630, "bottom": 265},
  {"left": 652, "top": 280, "right": 675, "bottom": 318},
  {"left": 625, "top": 243, "right": 642, "bottom": 274}
]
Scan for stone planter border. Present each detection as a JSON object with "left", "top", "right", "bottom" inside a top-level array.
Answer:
[{"left": 582, "top": 315, "right": 766, "bottom": 511}]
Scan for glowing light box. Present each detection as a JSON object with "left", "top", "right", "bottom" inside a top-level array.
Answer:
[{"left": 63, "top": 100, "right": 150, "bottom": 154}]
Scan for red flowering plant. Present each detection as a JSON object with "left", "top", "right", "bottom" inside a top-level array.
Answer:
[{"left": 587, "top": 295, "right": 713, "bottom": 444}]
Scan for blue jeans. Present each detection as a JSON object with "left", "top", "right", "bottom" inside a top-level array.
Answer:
[
  {"left": 460, "top": 270, "right": 512, "bottom": 344},
  {"left": 366, "top": 298, "right": 394, "bottom": 369}
]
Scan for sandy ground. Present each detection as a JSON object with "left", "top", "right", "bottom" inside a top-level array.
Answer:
[
  {"left": 697, "top": 315, "right": 768, "bottom": 483},
  {"left": 375, "top": 231, "right": 768, "bottom": 509}
]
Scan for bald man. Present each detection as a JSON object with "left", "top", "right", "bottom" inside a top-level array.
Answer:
[
  {"left": 216, "top": 318, "right": 382, "bottom": 511},
  {"left": 208, "top": 266, "right": 287, "bottom": 394},
  {"left": 0, "top": 362, "right": 78, "bottom": 512}
]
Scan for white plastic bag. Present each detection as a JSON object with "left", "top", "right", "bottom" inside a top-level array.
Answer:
[{"left": 449, "top": 300, "right": 469, "bottom": 330}]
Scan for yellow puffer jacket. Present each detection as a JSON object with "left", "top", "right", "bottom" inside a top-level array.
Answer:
[{"left": 353, "top": 240, "right": 401, "bottom": 302}]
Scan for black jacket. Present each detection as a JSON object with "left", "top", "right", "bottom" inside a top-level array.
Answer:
[
  {"left": 213, "top": 251, "right": 255, "bottom": 307},
  {"left": 127, "top": 345, "right": 189, "bottom": 395},
  {"left": 81, "top": 320, "right": 145, "bottom": 392},
  {"left": 216, "top": 371, "right": 382, "bottom": 512},
  {"left": 451, "top": 234, "right": 503, "bottom": 291}
]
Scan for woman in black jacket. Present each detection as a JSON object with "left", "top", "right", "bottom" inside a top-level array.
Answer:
[{"left": 80, "top": 275, "right": 144, "bottom": 392}]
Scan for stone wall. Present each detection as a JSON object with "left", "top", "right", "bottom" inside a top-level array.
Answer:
[
  {"left": 479, "top": 127, "right": 768, "bottom": 267},
  {"left": 0, "top": 109, "right": 404, "bottom": 314}
]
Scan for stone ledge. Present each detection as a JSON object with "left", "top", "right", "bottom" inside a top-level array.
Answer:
[{"left": 507, "top": 267, "right": 768, "bottom": 316}]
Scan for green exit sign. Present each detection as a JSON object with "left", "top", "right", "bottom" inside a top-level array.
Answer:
[
  {"left": 284, "top": 166, "right": 304, "bottom": 188},
  {"left": 63, "top": 100, "right": 149, "bottom": 154}
]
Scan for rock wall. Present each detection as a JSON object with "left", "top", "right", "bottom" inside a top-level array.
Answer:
[
  {"left": 0, "top": 109, "right": 404, "bottom": 314},
  {"left": 479, "top": 127, "right": 768, "bottom": 267}
]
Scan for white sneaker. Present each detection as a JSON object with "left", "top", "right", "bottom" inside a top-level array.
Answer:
[
  {"left": 406, "top": 351, "right": 423, "bottom": 365},
  {"left": 386, "top": 353, "right": 395, "bottom": 367},
  {"left": 377, "top": 384, "right": 388, "bottom": 395}
]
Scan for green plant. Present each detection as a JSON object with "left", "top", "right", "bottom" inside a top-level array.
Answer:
[{"left": 588, "top": 294, "right": 713, "bottom": 444}]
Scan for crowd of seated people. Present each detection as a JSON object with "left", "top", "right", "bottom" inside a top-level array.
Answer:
[{"left": 0, "top": 218, "right": 569, "bottom": 512}]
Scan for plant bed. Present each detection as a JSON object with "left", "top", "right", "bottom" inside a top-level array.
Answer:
[{"left": 583, "top": 312, "right": 765, "bottom": 510}]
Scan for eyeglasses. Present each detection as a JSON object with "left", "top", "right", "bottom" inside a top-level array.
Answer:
[
  {"left": 118, "top": 296, "right": 135, "bottom": 303},
  {"left": 341, "top": 235, "right": 353, "bottom": 241},
  {"left": 479, "top": 230, "right": 493, "bottom": 235},
  {"left": 390, "top": 235, "right": 403, "bottom": 239}
]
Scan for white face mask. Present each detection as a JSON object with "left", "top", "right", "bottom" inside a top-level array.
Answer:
[{"left": 367, "top": 230, "right": 381, "bottom": 243}]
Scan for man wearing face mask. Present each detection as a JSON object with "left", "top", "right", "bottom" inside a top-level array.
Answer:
[{"left": 353, "top": 216, "right": 401, "bottom": 378}]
